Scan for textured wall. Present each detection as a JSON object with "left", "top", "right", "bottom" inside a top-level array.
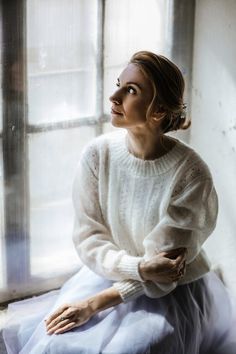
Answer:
[{"left": 191, "top": 0, "right": 236, "bottom": 293}]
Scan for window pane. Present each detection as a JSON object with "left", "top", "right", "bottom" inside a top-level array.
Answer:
[
  {"left": 0, "top": 139, "right": 5, "bottom": 291},
  {"left": 0, "top": 48, "right": 2, "bottom": 132},
  {"left": 29, "top": 126, "right": 96, "bottom": 278},
  {"left": 104, "top": 0, "right": 167, "bottom": 113},
  {"left": 0, "top": 84, "right": 2, "bottom": 133},
  {"left": 27, "top": 0, "right": 98, "bottom": 124},
  {"left": 0, "top": 49, "right": 3, "bottom": 288}
]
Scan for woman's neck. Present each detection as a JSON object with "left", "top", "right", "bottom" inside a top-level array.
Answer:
[{"left": 126, "top": 129, "right": 175, "bottom": 160}]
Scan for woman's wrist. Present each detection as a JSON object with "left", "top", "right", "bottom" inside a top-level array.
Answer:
[
  {"left": 138, "top": 260, "right": 148, "bottom": 281},
  {"left": 87, "top": 287, "right": 123, "bottom": 315}
]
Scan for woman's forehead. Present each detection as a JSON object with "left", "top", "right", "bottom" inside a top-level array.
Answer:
[{"left": 119, "top": 63, "right": 151, "bottom": 88}]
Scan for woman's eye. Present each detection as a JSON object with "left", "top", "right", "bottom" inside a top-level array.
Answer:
[
  {"left": 116, "top": 82, "right": 120, "bottom": 88},
  {"left": 127, "top": 86, "right": 136, "bottom": 94}
]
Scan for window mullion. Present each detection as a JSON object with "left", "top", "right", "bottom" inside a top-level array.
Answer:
[
  {"left": 166, "top": 0, "right": 195, "bottom": 143},
  {"left": 95, "top": 0, "right": 105, "bottom": 136},
  {"left": 2, "top": 0, "right": 30, "bottom": 289}
]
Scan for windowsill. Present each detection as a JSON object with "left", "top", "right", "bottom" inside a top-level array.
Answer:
[
  {"left": 0, "top": 307, "right": 8, "bottom": 354},
  {"left": 0, "top": 308, "right": 8, "bottom": 330}
]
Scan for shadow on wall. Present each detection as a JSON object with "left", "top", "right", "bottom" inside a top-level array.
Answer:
[{"left": 191, "top": 0, "right": 236, "bottom": 293}]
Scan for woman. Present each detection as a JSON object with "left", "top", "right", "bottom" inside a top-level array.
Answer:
[{"left": 3, "top": 51, "right": 236, "bottom": 353}]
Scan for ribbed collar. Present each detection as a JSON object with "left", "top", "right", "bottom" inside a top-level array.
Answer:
[{"left": 109, "top": 130, "right": 189, "bottom": 177}]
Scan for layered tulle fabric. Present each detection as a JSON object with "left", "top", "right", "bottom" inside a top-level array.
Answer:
[{"left": 3, "top": 267, "right": 236, "bottom": 354}]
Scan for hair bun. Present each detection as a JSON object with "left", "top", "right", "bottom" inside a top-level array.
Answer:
[{"left": 163, "top": 104, "right": 190, "bottom": 133}]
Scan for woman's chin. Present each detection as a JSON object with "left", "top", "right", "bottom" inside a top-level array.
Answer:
[{"left": 111, "top": 116, "right": 124, "bottom": 127}]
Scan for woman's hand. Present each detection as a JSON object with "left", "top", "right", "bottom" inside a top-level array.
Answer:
[
  {"left": 139, "top": 247, "right": 187, "bottom": 283},
  {"left": 45, "top": 287, "right": 122, "bottom": 335},
  {"left": 45, "top": 300, "right": 94, "bottom": 335}
]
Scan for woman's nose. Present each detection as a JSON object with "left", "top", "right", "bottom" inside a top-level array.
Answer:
[{"left": 109, "top": 91, "right": 122, "bottom": 105}]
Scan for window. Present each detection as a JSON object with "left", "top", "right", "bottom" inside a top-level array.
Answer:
[
  {"left": 1, "top": 0, "right": 191, "bottom": 303},
  {"left": 27, "top": 0, "right": 99, "bottom": 285}
]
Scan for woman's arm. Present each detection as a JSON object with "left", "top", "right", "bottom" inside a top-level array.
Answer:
[
  {"left": 45, "top": 248, "right": 186, "bottom": 335},
  {"left": 73, "top": 147, "right": 144, "bottom": 283},
  {"left": 45, "top": 287, "right": 123, "bottom": 335},
  {"left": 114, "top": 177, "right": 218, "bottom": 300},
  {"left": 142, "top": 177, "right": 218, "bottom": 265}
]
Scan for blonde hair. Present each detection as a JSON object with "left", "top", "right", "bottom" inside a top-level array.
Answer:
[{"left": 129, "top": 51, "right": 190, "bottom": 133}]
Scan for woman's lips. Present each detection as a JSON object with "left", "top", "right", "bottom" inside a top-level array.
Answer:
[{"left": 111, "top": 107, "right": 123, "bottom": 115}]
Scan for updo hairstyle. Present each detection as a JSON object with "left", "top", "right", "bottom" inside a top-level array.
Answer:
[{"left": 129, "top": 51, "right": 190, "bottom": 133}]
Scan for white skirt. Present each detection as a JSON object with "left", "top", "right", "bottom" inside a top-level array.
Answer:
[{"left": 3, "top": 267, "right": 236, "bottom": 354}]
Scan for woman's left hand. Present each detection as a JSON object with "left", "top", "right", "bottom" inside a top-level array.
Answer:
[{"left": 45, "top": 300, "right": 94, "bottom": 335}]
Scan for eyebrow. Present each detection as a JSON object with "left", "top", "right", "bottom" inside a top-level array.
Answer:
[{"left": 117, "top": 78, "right": 142, "bottom": 91}]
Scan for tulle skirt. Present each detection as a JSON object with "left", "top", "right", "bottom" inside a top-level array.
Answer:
[{"left": 3, "top": 267, "right": 236, "bottom": 354}]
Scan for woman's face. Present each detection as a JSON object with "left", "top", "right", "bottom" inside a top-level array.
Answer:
[{"left": 109, "top": 63, "right": 155, "bottom": 129}]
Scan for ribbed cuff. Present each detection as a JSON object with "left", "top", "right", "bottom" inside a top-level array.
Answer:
[
  {"left": 117, "top": 255, "right": 144, "bottom": 282},
  {"left": 113, "top": 280, "right": 144, "bottom": 303}
]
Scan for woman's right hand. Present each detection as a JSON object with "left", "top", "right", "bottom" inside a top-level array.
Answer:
[{"left": 138, "top": 248, "right": 187, "bottom": 283}]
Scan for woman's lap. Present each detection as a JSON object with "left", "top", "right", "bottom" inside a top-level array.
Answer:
[{"left": 3, "top": 268, "right": 236, "bottom": 354}]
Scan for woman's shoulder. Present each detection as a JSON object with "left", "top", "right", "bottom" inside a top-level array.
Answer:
[
  {"left": 172, "top": 138, "right": 214, "bottom": 194},
  {"left": 175, "top": 138, "right": 212, "bottom": 174}
]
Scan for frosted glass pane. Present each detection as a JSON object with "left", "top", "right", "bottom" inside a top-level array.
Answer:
[
  {"left": 105, "top": 0, "right": 166, "bottom": 66},
  {"left": 104, "top": 0, "right": 167, "bottom": 113},
  {"left": 28, "top": 71, "right": 96, "bottom": 123},
  {"left": 0, "top": 139, "right": 5, "bottom": 290},
  {"left": 0, "top": 57, "right": 2, "bottom": 132},
  {"left": 0, "top": 89, "right": 2, "bottom": 132},
  {"left": 0, "top": 101, "right": 2, "bottom": 132},
  {"left": 27, "top": 0, "right": 98, "bottom": 124},
  {"left": 29, "top": 127, "right": 96, "bottom": 277}
]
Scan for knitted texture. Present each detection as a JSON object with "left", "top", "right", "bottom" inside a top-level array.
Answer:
[{"left": 72, "top": 130, "right": 218, "bottom": 302}]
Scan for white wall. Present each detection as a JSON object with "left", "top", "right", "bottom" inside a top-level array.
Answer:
[{"left": 191, "top": 0, "right": 236, "bottom": 293}]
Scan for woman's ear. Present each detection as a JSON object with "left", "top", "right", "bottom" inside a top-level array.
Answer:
[{"left": 151, "top": 112, "right": 166, "bottom": 125}]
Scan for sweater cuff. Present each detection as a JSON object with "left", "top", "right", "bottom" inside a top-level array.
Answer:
[
  {"left": 117, "top": 255, "right": 144, "bottom": 282},
  {"left": 113, "top": 280, "right": 144, "bottom": 303}
]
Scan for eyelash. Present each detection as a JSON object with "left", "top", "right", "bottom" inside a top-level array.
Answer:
[{"left": 116, "top": 83, "right": 137, "bottom": 95}]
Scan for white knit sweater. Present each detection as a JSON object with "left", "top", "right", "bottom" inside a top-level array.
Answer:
[{"left": 72, "top": 130, "right": 218, "bottom": 302}]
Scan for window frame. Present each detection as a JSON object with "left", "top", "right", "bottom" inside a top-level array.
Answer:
[{"left": 0, "top": 0, "right": 110, "bottom": 303}]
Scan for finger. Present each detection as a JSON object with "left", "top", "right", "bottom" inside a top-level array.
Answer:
[
  {"left": 177, "top": 255, "right": 187, "bottom": 270},
  {"left": 172, "top": 253, "right": 186, "bottom": 268},
  {"left": 158, "top": 260, "right": 184, "bottom": 277},
  {"left": 47, "top": 318, "right": 71, "bottom": 334},
  {"left": 54, "top": 322, "right": 77, "bottom": 335},
  {"left": 152, "top": 256, "right": 183, "bottom": 276},
  {"left": 163, "top": 248, "right": 187, "bottom": 259},
  {"left": 46, "top": 312, "right": 73, "bottom": 331},
  {"left": 45, "top": 305, "right": 69, "bottom": 325},
  {"left": 179, "top": 261, "right": 186, "bottom": 275},
  {"left": 174, "top": 262, "right": 186, "bottom": 280},
  {"left": 170, "top": 270, "right": 183, "bottom": 281}
]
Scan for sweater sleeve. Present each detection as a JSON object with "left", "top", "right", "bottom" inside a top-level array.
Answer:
[
  {"left": 143, "top": 177, "right": 218, "bottom": 263},
  {"left": 114, "top": 175, "right": 218, "bottom": 301},
  {"left": 72, "top": 144, "right": 144, "bottom": 286}
]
